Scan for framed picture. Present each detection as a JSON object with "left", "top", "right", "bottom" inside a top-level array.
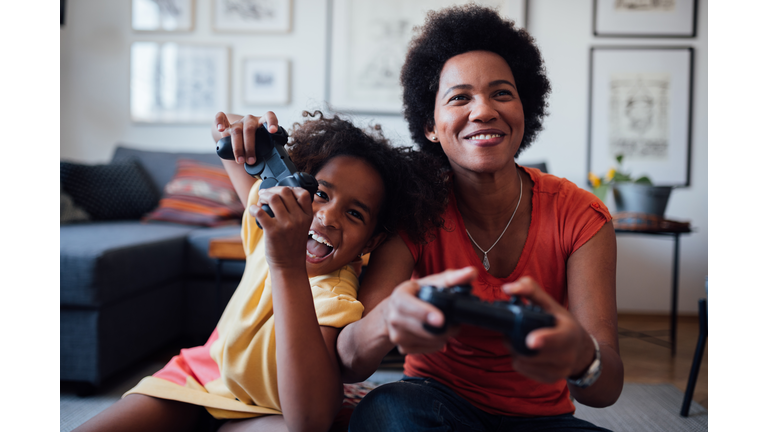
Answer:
[
  {"left": 593, "top": 0, "right": 697, "bottom": 37},
  {"left": 242, "top": 58, "right": 290, "bottom": 105},
  {"left": 212, "top": 0, "right": 292, "bottom": 33},
  {"left": 130, "top": 42, "right": 229, "bottom": 123},
  {"left": 587, "top": 47, "right": 694, "bottom": 187},
  {"left": 132, "top": 0, "right": 195, "bottom": 32},
  {"left": 328, "top": 0, "right": 527, "bottom": 114}
]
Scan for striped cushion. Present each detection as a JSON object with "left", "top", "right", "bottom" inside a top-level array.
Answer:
[{"left": 144, "top": 159, "right": 244, "bottom": 227}]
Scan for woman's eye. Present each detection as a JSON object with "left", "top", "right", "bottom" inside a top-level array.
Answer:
[
  {"left": 315, "top": 190, "right": 328, "bottom": 200},
  {"left": 495, "top": 90, "right": 515, "bottom": 99},
  {"left": 449, "top": 94, "right": 469, "bottom": 102}
]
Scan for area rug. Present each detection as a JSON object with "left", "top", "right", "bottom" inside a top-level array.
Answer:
[
  {"left": 62, "top": 364, "right": 706, "bottom": 432},
  {"left": 573, "top": 383, "right": 707, "bottom": 432}
]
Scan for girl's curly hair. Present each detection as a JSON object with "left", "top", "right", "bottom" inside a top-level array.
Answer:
[
  {"left": 401, "top": 4, "right": 552, "bottom": 168},
  {"left": 287, "top": 111, "right": 447, "bottom": 244}
]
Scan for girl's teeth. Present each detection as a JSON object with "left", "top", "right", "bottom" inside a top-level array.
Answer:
[{"left": 308, "top": 230, "right": 333, "bottom": 248}]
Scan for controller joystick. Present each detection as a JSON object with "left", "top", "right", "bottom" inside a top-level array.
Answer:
[
  {"left": 217, "top": 125, "right": 319, "bottom": 227},
  {"left": 417, "top": 285, "right": 555, "bottom": 356}
]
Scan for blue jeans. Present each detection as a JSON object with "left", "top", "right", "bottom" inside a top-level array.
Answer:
[{"left": 349, "top": 376, "right": 611, "bottom": 432}]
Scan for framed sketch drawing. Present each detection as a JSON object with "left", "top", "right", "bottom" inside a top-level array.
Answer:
[
  {"left": 588, "top": 47, "right": 693, "bottom": 187},
  {"left": 593, "top": 0, "right": 697, "bottom": 37},
  {"left": 242, "top": 58, "right": 290, "bottom": 105},
  {"left": 328, "top": 0, "right": 527, "bottom": 114},
  {"left": 212, "top": 0, "right": 292, "bottom": 33},
  {"left": 132, "top": 0, "right": 195, "bottom": 32},
  {"left": 130, "top": 42, "right": 229, "bottom": 123}
]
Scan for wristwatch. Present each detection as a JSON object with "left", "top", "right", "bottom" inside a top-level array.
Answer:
[{"left": 566, "top": 334, "right": 602, "bottom": 388}]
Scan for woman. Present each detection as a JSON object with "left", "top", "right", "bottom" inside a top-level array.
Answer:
[{"left": 336, "top": 5, "right": 624, "bottom": 431}]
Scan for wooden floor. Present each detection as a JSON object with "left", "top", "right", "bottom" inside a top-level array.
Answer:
[{"left": 618, "top": 313, "right": 707, "bottom": 410}]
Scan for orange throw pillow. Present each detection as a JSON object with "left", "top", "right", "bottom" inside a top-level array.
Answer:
[{"left": 144, "top": 159, "right": 244, "bottom": 227}]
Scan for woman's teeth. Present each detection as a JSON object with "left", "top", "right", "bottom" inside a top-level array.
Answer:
[{"left": 469, "top": 134, "right": 501, "bottom": 140}]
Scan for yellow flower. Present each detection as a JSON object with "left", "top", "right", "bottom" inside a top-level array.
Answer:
[
  {"left": 588, "top": 172, "right": 601, "bottom": 188},
  {"left": 606, "top": 168, "right": 616, "bottom": 181}
]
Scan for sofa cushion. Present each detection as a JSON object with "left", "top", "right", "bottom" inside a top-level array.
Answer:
[
  {"left": 60, "top": 160, "right": 160, "bottom": 220},
  {"left": 60, "top": 221, "right": 196, "bottom": 307},
  {"left": 185, "top": 225, "right": 246, "bottom": 278},
  {"left": 112, "top": 146, "right": 222, "bottom": 195},
  {"left": 60, "top": 186, "right": 90, "bottom": 224},
  {"left": 144, "top": 159, "right": 245, "bottom": 227}
]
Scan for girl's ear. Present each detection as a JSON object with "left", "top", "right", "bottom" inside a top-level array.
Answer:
[{"left": 360, "top": 232, "right": 387, "bottom": 257}]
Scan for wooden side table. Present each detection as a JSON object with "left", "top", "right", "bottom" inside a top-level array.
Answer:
[
  {"left": 208, "top": 235, "right": 246, "bottom": 313},
  {"left": 614, "top": 220, "right": 693, "bottom": 355}
]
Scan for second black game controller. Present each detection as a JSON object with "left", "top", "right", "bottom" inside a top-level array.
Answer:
[
  {"left": 217, "top": 124, "right": 318, "bottom": 225},
  {"left": 417, "top": 284, "right": 555, "bottom": 356}
]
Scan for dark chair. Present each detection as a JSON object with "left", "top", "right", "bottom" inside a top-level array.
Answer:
[{"left": 680, "top": 298, "right": 707, "bottom": 417}]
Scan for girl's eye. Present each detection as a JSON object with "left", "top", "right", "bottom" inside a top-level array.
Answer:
[
  {"left": 495, "top": 90, "right": 514, "bottom": 98},
  {"left": 348, "top": 209, "right": 364, "bottom": 222},
  {"left": 315, "top": 190, "right": 328, "bottom": 200}
]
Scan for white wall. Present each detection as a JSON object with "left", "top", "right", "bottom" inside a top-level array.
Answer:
[{"left": 60, "top": 0, "right": 708, "bottom": 314}]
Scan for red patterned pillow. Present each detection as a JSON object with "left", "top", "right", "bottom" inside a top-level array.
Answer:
[{"left": 144, "top": 159, "right": 244, "bottom": 227}]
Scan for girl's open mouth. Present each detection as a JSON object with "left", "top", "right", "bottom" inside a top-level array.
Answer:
[{"left": 306, "top": 230, "right": 334, "bottom": 262}]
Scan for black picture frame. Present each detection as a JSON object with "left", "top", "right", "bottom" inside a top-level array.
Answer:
[
  {"left": 593, "top": 0, "right": 698, "bottom": 38},
  {"left": 587, "top": 46, "right": 694, "bottom": 187}
]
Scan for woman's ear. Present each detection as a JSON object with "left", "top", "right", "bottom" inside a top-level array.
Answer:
[
  {"left": 360, "top": 232, "right": 387, "bottom": 257},
  {"left": 423, "top": 124, "right": 438, "bottom": 143}
]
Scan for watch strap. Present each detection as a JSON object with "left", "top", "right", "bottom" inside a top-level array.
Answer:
[{"left": 566, "top": 334, "right": 602, "bottom": 389}]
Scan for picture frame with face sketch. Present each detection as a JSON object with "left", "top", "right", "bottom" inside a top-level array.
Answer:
[
  {"left": 212, "top": 0, "right": 292, "bottom": 33},
  {"left": 587, "top": 47, "right": 694, "bottom": 187},
  {"left": 132, "top": 0, "right": 195, "bottom": 32},
  {"left": 242, "top": 58, "right": 291, "bottom": 106},
  {"left": 328, "top": 0, "right": 528, "bottom": 114},
  {"left": 130, "top": 42, "right": 229, "bottom": 123},
  {"left": 593, "top": 0, "right": 698, "bottom": 37}
]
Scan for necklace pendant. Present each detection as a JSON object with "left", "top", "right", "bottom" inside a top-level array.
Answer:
[{"left": 482, "top": 253, "right": 491, "bottom": 271}]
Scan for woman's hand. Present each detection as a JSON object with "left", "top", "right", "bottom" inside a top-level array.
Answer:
[
  {"left": 251, "top": 186, "right": 313, "bottom": 272},
  {"left": 213, "top": 111, "right": 281, "bottom": 165},
  {"left": 383, "top": 267, "right": 477, "bottom": 354},
  {"left": 502, "top": 277, "right": 596, "bottom": 384}
]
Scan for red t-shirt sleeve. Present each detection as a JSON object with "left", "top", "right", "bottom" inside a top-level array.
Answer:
[{"left": 557, "top": 181, "right": 612, "bottom": 256}]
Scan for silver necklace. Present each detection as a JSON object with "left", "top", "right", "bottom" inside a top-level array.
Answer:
[{"left": 465, "top": 169, "right": 523, "bottom": 271}]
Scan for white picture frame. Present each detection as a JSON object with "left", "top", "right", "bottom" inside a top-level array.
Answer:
[
  {"left": 328, "top": 0, "right": 527, "bottom": 114},
  {"left": 130, "top": 42, "right": 230, "bottom": 123},
  {"left": 242, "top": 58, "right": 291, "bottom": 106},
  {"left": 587, "top": 47, "right": 694, "bottom": 187},
  {"left": 212, "top": 0, "right": 292, "bottom": 33},
  {"left": 593, "top": 0, "right": 697, "bottom": 37},
  {"left": 132, "top": 0, "right": 195, "bottom": 32}
]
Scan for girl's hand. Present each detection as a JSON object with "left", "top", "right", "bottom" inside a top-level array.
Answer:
[
  {"left": 251, "top": 186, "right": 313, "bottom": 271},
  {"left": 383, "top": 267, "right": 477, "bottom": 354},
  {"left": 213, "top": 111, "right": 280, "bottom": 165},
  {"left": 502, "top": 277, "right": 597, "bottom": 384}
]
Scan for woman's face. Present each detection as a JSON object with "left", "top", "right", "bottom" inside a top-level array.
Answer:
[{"left": 426, "top": 50, "right": 525, "bottom": 175}]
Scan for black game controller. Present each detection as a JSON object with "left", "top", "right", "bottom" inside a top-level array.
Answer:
[
  {"left": 216, "top": 124, "right": 318, "bottom": 225},
  {"left": 417, "top": 285, "right": 555, "bottom": 356}
]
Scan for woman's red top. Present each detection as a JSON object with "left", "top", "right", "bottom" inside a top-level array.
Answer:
[{"left": 401, "top": 166, "right": 611, "bottom": 417}]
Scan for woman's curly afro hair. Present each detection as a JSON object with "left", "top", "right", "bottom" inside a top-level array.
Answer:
[
  {"left": 287, "top": 111, "right": 447, "bottom": 244},
  {"left": 401, "top": 4, "right": 551, "bottom": 166}
]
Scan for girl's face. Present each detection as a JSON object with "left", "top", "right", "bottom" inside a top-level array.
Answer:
[
  {"left": 425, "top": 50, "right": 525, "bottom": 176},
  {"left": 304, "top": 155, "right": 386, "bottom": 277}
]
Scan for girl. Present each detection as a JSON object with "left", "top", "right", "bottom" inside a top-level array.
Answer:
[{"left": 75, "top": 111, "right": 445, "bottom": 432}]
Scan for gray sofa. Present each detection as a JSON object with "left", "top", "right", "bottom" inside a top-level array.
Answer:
[{"left": 60, "top": 146, "right": 246, "bottom": 390}]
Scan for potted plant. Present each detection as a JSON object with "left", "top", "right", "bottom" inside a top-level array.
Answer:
[{"left": 589, "top": 155, "right": 673, "bottom": 217}]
